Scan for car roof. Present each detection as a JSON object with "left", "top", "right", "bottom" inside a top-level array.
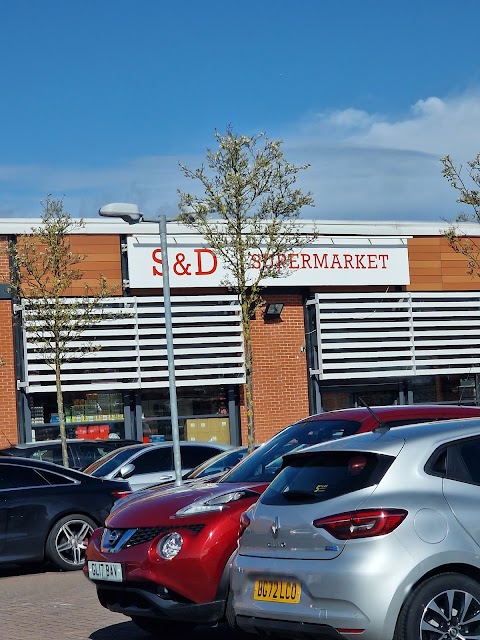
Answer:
[
  {"left": 300, "top": 404, "right": 480, "bottom": 424},
  {"left": 0, "top": 454, "right": 88, "bottom": 476},
  {"left": 289, "top": 416, "right": 480, "bottom": 459},
  {"left": 0, "top": 439, "right": 138, "bottom": 450},
  {"left": 104, "top": 441, "right": 232, "bottom": 452}
]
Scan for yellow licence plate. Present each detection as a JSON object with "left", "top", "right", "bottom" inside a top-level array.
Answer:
[{"left": 253, "top": 579, "right": 301, "bottom": 603}]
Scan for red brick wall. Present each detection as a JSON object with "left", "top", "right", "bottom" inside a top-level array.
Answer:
[
  {"left": 240, "top": 293, "right": 310, "bottom": 445},
  {"left": 0, "top": 237, "right": 18, "bottom": 446}
]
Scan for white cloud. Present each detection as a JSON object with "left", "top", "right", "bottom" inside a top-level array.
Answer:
[
  {"left": 1, "top": 91, "right": 480, "bottom": 222},
  {"left": 280, "top": 91, "right": 480, "bottom": 221}
]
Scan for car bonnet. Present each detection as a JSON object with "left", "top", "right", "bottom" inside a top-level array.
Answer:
[{"left": 106, "top": 479, "right": 266, "bottom": 528}]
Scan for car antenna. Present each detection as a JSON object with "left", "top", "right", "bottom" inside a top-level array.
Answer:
[
  {"left": 0, "top": 429, "right": 12, "bottom": 446},
  {"left": 358, "top": 397, "right": 386, "bottom": 430}
]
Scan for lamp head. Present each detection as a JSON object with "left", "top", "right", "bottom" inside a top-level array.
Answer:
[
  {"left": 98, "top": 203, "right": 143, "bottom": 224},
  {"left": 264, "top": 302, "right": 284, "bottom": 320}
]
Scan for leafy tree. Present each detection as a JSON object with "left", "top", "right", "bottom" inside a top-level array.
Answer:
[
  {"left": 178, "top": 127, "right": 316, "bottom": 450},
  {"left": 7, "top": 197, "right": 122, "bottom": 466},
  {"left": 441, "top": 154, "right": 480, "bottom": 276}
]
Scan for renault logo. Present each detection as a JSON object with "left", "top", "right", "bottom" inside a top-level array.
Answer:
[{"left": 271, "top": 516, "right": 280, "bottom": 539}]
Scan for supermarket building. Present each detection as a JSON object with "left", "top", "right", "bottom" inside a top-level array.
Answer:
[{"left": 1, "top": 217, "right": 480, "bottom": 449}]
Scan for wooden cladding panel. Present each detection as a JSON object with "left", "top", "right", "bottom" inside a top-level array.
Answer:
[
  {"left": 16, "top": 234, "right": 122, "bottom": 297},
  {"left": 67, "top": 235, "right": 122, "bottom": 295},
  {"left": 407, "top": 237, "right": 480, "bottom": 291}
]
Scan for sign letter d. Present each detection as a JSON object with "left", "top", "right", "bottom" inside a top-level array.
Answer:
[{"left": 195, "top": 248, "right": 217, "bottom": 276}]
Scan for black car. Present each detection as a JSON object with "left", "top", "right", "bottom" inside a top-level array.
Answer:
[
  {"left": 0, "top": 438, "right": 140, "bottom": 470},
  {"left": 0, "top": 457, "right": 131, "bottom": 571}
]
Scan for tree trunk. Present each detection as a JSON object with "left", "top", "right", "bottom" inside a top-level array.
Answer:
[{"left": 55, "top": 360, "right": 69, "bottom": 467}]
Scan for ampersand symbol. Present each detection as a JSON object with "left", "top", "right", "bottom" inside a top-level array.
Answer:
[{"left": 173, "top": 252, "right": 191, "bottom": 276}]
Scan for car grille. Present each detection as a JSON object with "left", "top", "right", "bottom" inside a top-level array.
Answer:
[{"left": 106, "top": 524, "right": 205, "bottom": 550}]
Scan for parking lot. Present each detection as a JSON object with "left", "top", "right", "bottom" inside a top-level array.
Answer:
[{"left": 0, "top": 566, "right": 232, "bottom": 640}]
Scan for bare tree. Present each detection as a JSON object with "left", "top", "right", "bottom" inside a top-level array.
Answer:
[
  {"left": 7, "top": 197, "right": 122, "bottom": 466},
  {"left": 178, "top": 127, "right": 316, "bottom": 450},
  {"left": 441, "top": 154, "right": 480, "bottom": 276}
]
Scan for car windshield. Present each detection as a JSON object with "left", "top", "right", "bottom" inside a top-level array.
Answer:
[
  {"left": 187, "top": 447, "right": 249, "bottom": 479},
  {"left": 261, "top": 451, "right": 393, "bottom": 505},
  {"left": 83, "top": 445, "right": 146, "bottom": 476},
  {"left": 220, "top": 419, "right": 361, "bottom": 484}
]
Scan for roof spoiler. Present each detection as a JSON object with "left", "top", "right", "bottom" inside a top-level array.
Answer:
[{"left": 358, "top": 397, "right": 387, "bottom": 430}]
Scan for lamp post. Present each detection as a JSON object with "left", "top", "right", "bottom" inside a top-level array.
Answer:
[{"left": 98, "top": 203, "right": 183, "bottom": 487}]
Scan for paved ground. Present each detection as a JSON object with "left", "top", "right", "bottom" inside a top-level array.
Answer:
[{"left": 0, "top": 565, "right": 234, "bottom": 640}]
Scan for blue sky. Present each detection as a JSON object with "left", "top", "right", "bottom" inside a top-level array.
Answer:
[{"left": 1, "top": 0, "right": 480, "bottom": 222}]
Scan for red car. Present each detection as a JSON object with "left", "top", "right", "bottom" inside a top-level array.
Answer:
[{"left": 84, "top": 404, "right": 480, "bottom": 635}]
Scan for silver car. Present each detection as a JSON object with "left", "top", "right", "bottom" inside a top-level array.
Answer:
[
  {"left": 231, "top": 418, "right": 480, "bottom": 640},
  {"left": 83, "top": 441, "right": 231, "bottom": 490}
]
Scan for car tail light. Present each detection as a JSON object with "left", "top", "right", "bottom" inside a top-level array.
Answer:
[
  {"left": 239, "top": 511, "right": 251, "bottom": 536},
  {"left": 313, "top": 509, "right": 407, "bottom": 540},
  {"left": 111, "top": 490, "right": 131, "bottom": 500}
]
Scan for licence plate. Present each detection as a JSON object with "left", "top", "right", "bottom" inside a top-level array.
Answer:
[
  {"left": 87, "top": 561, "right": 123, "bottom": 582},
  {"left": 253, "top": 579, "right": 301, "bottom": 603}
]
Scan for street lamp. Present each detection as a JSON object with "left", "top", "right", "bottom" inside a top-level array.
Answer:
[{"left": 98, "top": 202, "right": 183, "bottom": 487}]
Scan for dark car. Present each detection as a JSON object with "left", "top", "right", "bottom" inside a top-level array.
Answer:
[
  {"left": 0, "top": 438, "right": 140, "bottom": 470},
  {"left": 0, "top": 456, "right": 131, "bottom": 571},
  {"left": 85, "top": 404, "right": 480, "bottom": 635}
]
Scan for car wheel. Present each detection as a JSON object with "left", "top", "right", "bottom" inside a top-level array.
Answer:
[
  {"left": 46, "top": 513, "right": 96, "bottom": 571},
  {"left": 130, "top": 616, "right": 194, "bottom": 635},
  {"left": 395, "top": 572, "right": 480, "bottom": 640}
]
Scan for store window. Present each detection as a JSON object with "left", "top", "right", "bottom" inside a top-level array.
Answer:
[
  {"left": 141, "top": 386, "right": 231, "bottom": 444},
  {"left": 320, "top": 386, "right": 400, "bottom": 412},
  {"left": 28, "top": 391, "right": 126, "bottom": 441},
  {"left": 411, "top": 375, "right": 479, "bottom": 405}
]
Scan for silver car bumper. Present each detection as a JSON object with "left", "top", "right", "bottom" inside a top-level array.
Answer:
[{"left": 231, "top": 537, "right": 417, "bottom": 640}]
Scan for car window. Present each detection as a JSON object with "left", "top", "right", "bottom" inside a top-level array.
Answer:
[
  {"left": 35, "top": 469, "right": 75, "bottom": 485},
  {"left": 84, "top": 445, "right": 146, "bottom": 476},
  {"left": 180, "top": 445, "right": 223, "bottom": 469},
  {"left": 0, "top": 465, "right": 53, "bottom": 489},
  {"left": 260, "top": 451, "right": 394, "bottom": 506},
  {"left": 75, "top": 443, "right": 113, "bottom": 467},
  {"left": 124, "top": 448, "right": 173, "bottom": 476},
  {"left": 458, "top": 442, "right": 480, "bottom": 484},
  {"left": 190, "top": 448, "right": 248, "bottom": 478},
  {"left": 30, "top": 445, "right": 74, "bottom": 466},
  {"left": 222, "top": 419, "right": 362, "bottom": 484},
  {"left": 30, "top": 448, "right": 56, "bottom": 463},
  {"left": 428, "top": 439, "right": 480, "bottom": 485},
  {"left": 448, "top": 439, "right": 480, "bottom": 485}
]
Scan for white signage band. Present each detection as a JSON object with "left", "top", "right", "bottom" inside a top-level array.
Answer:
[{"left": 126, "top": 236, "right": 410, "bottom": 288}]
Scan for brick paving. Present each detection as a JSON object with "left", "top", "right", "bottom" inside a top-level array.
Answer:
[{"left": 0, "top": 567, "right": 232, "bottom": 640}]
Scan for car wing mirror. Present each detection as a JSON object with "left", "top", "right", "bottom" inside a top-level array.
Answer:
[{"left": 119, "top": 463, "right": 135, "bottom": 478}]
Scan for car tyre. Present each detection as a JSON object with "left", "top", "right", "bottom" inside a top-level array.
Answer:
[
  {"left": 46, "top": 513, "right": 96, "bottom": 571},
  {"left": 225, "top": 588, "right": 244, "bottom": 636},
  {"left": 395, "top": 572, "right": 480, "bottom": 640},
  {"left": 131, "top": 616, "right": 194, "bottom": 635}
]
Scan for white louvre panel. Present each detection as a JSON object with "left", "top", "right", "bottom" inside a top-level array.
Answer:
[
  {"left": 309, "top": 291, "right": 480, "bottom": 380},
  {"left": 22, "top": 295, "right": 245, "bottom": 392}
]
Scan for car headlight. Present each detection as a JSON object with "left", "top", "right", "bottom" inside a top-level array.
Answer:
[
  {"left": 157, "top": 532, "right": 183, "bottom": 559},
  {"left": 175, "top": 490, "right": 255, "bottom": 516}
]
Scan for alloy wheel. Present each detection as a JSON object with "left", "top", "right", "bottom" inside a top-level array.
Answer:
[
  {"left": 420, "top": 588, "right": 480, "bottom": 639},
  {"left": 54, "top": 518, "right": 94, "bottom": 566}
]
